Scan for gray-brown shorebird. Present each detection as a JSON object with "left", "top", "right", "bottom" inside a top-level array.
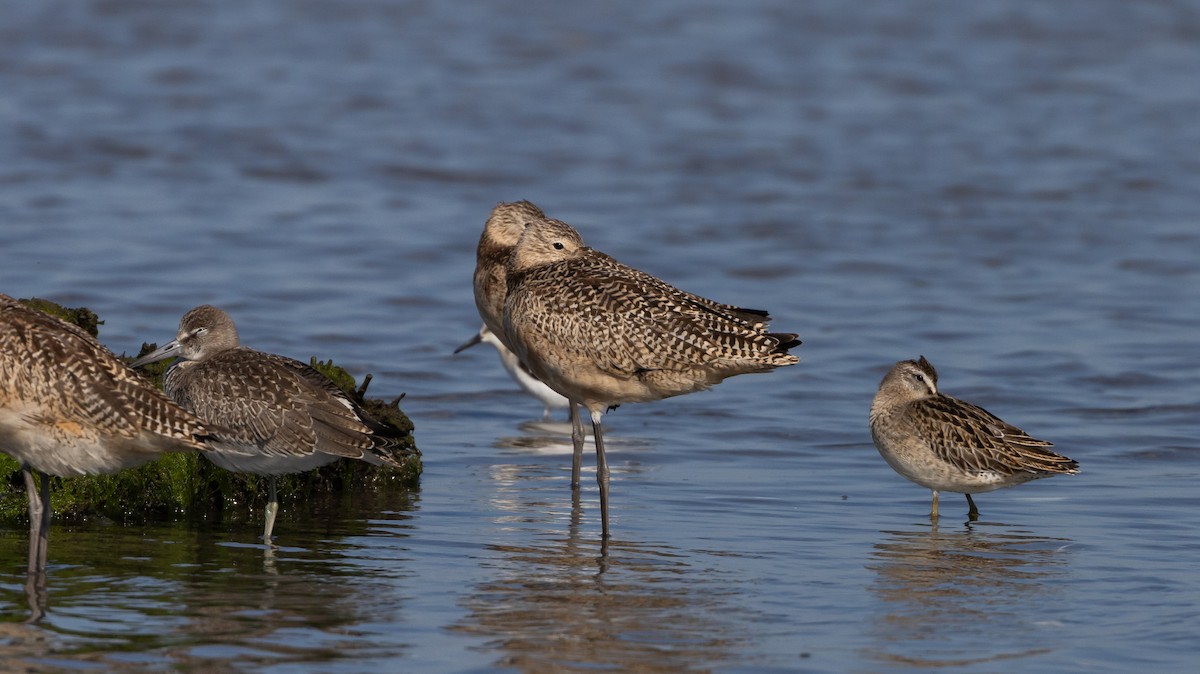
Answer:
[
  {"left": 132, "top": 304, "right": 415, "bottom": 543},
  {"left": 502, "top": 217, "right": 801, "bottom": 538},
  {"left": 0, "top": 293, "right": 214, "bottom": 575},
  {"left": 869, "top": 356, "right": 1079, "bottom": 520}
]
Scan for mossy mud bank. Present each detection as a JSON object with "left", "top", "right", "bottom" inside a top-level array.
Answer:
[{"left": 1, "top": 298, "right": 421, "bottom": 524}]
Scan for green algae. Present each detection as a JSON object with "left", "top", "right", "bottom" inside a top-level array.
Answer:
[{"left": 1, "top": 298, "right": 421, "bottom": 525}]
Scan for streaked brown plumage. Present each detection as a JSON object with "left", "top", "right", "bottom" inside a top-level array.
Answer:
[
  {"left": 473, "top": 200, "right": 547, "bottom": 344},
  {"left": 503, "top": 217, "right": 800, "bottom": 538},
  {"left": 131, "top": 304, "right": 415, "bottom": 542},
  {"left": 869, "top": 356, "right": 1079, "bottom": 519},
  {"left": 0, "top": 293, "right": 213, "bottom": 575}
]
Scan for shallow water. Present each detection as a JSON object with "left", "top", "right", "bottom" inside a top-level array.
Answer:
[{"left": 2, "top": 0, "right": 1198, "bottom": 671}]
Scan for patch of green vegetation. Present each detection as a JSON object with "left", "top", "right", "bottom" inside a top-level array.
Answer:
[
  {"left": 1, "top": 301, "right": 421, "bottom": 526},
  {"left": 18, "top": 297, "right": 101, "bottom": 337}
]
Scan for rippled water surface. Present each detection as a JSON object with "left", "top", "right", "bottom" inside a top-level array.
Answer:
[{"left": 2, "top": 1, "right": 1198, "bottom": 671}]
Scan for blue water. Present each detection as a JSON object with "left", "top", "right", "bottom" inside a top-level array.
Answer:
[{"left": 1, "top": 0, "right": 1198, "bottom": 671}]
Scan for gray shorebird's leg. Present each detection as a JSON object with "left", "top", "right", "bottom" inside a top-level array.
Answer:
[
  {"left": 930, "top": 490, "right": 940, "bottom": 520},
  {"left": 23, "top": 465, "right": 50, "bottom": 575},
  {"left": 569, "top": 402, "right": 584, "bottom": 490},
  {"left": 590, "top": 409, "right": 611, "bottom": 540},
  {"left": 965, "top": 493, "right": 979, "bottom": 520},
  {"left": 263, "top": 476, "right": 279, "bottom": 544}
]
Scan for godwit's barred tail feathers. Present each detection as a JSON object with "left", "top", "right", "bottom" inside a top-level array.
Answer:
[{"left": 869, "top": 356, "right": 1078, "bottom": 518}]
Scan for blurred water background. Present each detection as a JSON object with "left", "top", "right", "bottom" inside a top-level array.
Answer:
[{"left": 1, "top": 0, "right": 1198, "bottom": 671}]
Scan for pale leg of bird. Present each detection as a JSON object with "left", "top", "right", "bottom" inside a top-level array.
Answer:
[
  {"left": 263, "top": 476, "right": 279, "bottom": 544},
  {"left": 23, "top": 465, "right": 50, "bottom": 575},
  {"left": 569, "top": 402, "right": 584, "bottom": 490},
  {"left": 590, "top": 408, "right": 611, "bottom": 540},
  {"left": 930, "top": 490, "right": 940, "bottom": 520},
  {"left": 965, "top": 493, "right": 979, "bottom": 520}
]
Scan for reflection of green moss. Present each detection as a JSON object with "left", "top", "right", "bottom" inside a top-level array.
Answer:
[{"left": 0, "top": 299, "right": 421, "bottom": 525}]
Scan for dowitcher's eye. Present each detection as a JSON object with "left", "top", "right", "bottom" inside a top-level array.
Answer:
[{"left": 553, "top": 242, "right": 565, "bottom": 250}]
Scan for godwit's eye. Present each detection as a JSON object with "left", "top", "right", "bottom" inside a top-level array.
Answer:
[{"left": 553, "top": 242, "right": 565, "bottom": 250}]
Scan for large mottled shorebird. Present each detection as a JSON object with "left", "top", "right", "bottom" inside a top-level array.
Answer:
[
  {"left": 132, "top": 304, "right": 415, "bottom": 543},
  {"left": 0, "top": 293, "right": 214, "bottom": 574},
  {"left": 869, "top": 356, "right": 1079, "bottom": 519},
  {"left": 454, "top": 324, "right": 569, "bottom": 421},
  {"left": 502, "top": 217, "right": 801, "bottom": 538}
]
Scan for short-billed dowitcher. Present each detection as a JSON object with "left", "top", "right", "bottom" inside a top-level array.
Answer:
[
  {"left": 454, "top": 324, "right": 569, "bottom": 421},
  {"left": 132, "top": 304, "right": 415, "bottom": 542},
  {"left": 0, "top": 293, "right": 214, "bottom": 574},
  {"left": 869, "top": 356, "right": 1079, "bottom": 520},
  {"left": 503, "top": 217, "right": 801, "bottom": 538}
]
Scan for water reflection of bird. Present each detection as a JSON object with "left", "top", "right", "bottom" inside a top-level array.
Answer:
[
  {"left": 452, "top": 495, "right": 738, "bottom": 671},
  {"left": 502, "top": 216, "right": 800, "bottom": 538},
  {"left": 869, "top": 356, "right": 1079, "bottom": 519},
  {"left": 454, "top": 324, "right": 569, "bottom": 422},
  {"left": 0, "top": 294, "right": 214, "bottom": 589},
  {"left": 132, "top": 304, "right": 416, "bottom": 543},
  {"left": 865, "top": 523, "right": 1072, "bottom": 668}
]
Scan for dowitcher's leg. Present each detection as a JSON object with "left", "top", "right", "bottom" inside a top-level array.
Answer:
[
  {"left": 930, "top": 490, "right": 940, "bottom": 520},
  {"left": 965, "top": 493, "right": 979, "bottom": 519},
  {"left": 569, "top": 402, "right": 584, "bottom": 490},
  {"left": 263, "top": 476, "right": 279, "bottom": 544},
  {"left": 590, "top": 409, "right": 611, "bottom": 540}
]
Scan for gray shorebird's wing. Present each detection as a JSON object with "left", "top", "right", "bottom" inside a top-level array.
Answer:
[
  {"left": 913, "top": 395, "right": 1078, "bottom": 477},
  {"left": 165, "top": 349, "right": 384, "bottom": 462}
]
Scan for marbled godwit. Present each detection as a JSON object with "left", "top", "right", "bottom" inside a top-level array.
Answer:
[
  {"left": 869, "top": 356, "right": 1079, "bottom": 520},
  {"left": 502, "top": 218, "right": 800, "bottom": 538},
  {"left": 469, "top": 201, "right": 777, "bottom": 486},
  {"left": 0, "top": 293, "right": 213, "bottom": 574},
  {"left": 132, "top": 304, "right": 415, "bottom": 542},
  {"left": 454, "top": 324, "right": 569, "bottom": 421}
]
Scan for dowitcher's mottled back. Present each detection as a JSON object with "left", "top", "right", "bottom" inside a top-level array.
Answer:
[
  {"left": 132, "top": 304, "right": 415, "bottom": 541},
  {"left": 502, "top": 217, "right": 801, "bottom": 537},
  {"left": 869, "top": 356, "right": 1079, "bottom": 519},
  {"left": 0, "top": 293, "right": 213, "bottom": 574}
]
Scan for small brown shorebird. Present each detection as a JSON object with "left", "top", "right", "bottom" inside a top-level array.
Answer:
[
  {"left": 0, "top": 293, "right": 214, "bottom": 576},
  {"left": 869, "top": 356, "right": 1079, "bottom": 519},
  {"left": 132, "top": 305, "right": 416, "bottom": 543},
  {"left": 502, "top": 217, "right": 800, "bottom": 538}
]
